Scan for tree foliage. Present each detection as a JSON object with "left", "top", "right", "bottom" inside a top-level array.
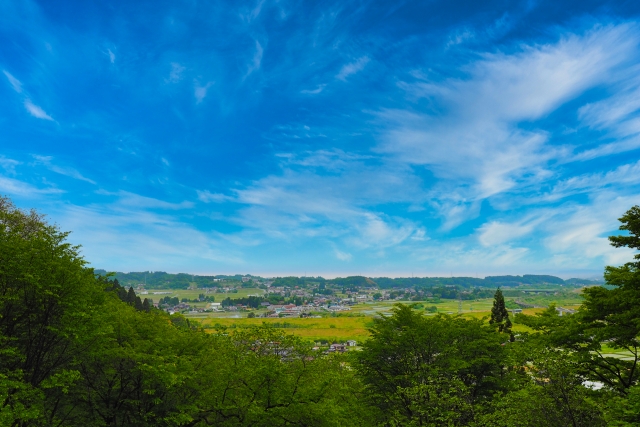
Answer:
[
  {"left": 489, "top": 288, "right": 513, "bottom": 340},
  {"left": 3, "top": 196, "right": 640, "bottom": 426},
  {"left": 355, "top": 305, "right": 509, "bottom": 425}
]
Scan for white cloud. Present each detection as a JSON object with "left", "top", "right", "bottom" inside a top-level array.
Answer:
[
  {"left": 376, "top": 23, "right": 639, "bottom": 225},
  {"left": 578, "top": 71, "right": 640, "bottom": 138},
  {"left": 300, "top": 84, "right": 326, "bottom": 94},
  {"left": 543, "top": 194, "right": 636, "bottom": 266},
  {"left": 107, "top": 48, "right": 115, "bottom": 63},
  {"left": 414, "top": 241, "right": 531, "bottom": 270},
  {"left": 166, "top": 62, "right": 185, "bottom": 83},
  {"left": 446, "top": 28, "right": 474, "bottom": 48},
  {"left": 0, "top": 156, "right": 20, "bottom": 175},
  {"left": 241, "top": 0, "right": 266, "bottom": 23},
  {"left": 334, "top": 249, "right": 352, "bottom": 261},
  {"left": 572, "top": 69, "right": 640, "bottom": 159},
  {"left": 3, "top": 70, "right": 22, "bottom": 93},
  {"left": 0, "top": 176, "right": 63, "bottom": 197},
  {"left": 24, "top": 99, "right": 53, "bottom": 120},
  {"left": 336, "top": 56, "right": 370, "bottom": 81},
  {"left": 52, "top": 201, "right": 243, "bottom": 271},
  {"left": 32, "top": 155, "right": 95, "bottom": 184},
  {"left": 97, "top": 190, "right": 193, "bottom": 210},
  {"left": 194, "top": 81, "right": 213, "bottom": 103},
  {"left": 478, "top": 219, "right": 538, "bottom": 246},
  {"left": 547, "top": 160, "right": 640, "bottom": 199},
  {"left": 209, "top": 150, "right": 425, "bottom": 249},
  {"left": 197, "top": 190, "right": 233, "bottom": 203},
  {"left": 245, "top": 40, "right": 264, "bottom": 77},
  {"left": 351, "top": 213, "right": 415, "bottom": 249}
]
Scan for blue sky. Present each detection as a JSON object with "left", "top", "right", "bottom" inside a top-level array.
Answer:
[{"left": 2, "top": 0, "right": 640, "bottom": 278}]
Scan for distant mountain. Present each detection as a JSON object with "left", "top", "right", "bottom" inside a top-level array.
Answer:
[
  {"left": 93, "top": 270, "right": 260, "bottom": 289},
  {"left": 94, "top": 269, "right": 602, "bottom": 290},
  {"left": 485, "top": 274, "right": 565, "bottom": 285}
]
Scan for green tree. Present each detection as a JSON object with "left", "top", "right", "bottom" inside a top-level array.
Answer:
[
  {"left": 355, "top": 304, "right": 509, "bottom": 426},
  {"left": 0, "top": 197, "right": 104, "bottom": 424},
  {"left": 604, "top": 385, "right": 640, "bottom": 426},
  {"left": 479, "top": 347, "right": 605, "bottom": 427},
  {"left": 490, "top": 288, "right": 513, "bottom": 340},
  {"left": 126, "top": 286, "right": 137, "bottom": 304},
  {"left": 518, "top": 205, "right": 640, "bottom": 395}
]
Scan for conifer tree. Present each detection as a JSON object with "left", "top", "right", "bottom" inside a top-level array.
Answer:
[
  {"left": 127, "top": 286, "right": 136, "bottom": 304},
  {"left": 490, "top": 288, "right": 513, "bottom": 340},
  {"left": 117, "top": 285, "right": 127, "bottom": 302}
]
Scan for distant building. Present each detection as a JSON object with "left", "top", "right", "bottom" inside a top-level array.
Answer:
[{"left": 556, "top": 307, "right": 576, "bottom": 316}]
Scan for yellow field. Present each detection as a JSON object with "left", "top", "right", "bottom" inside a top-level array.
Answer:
[
  {"left": 203, "top": 316, "right": 371, "bottom": 342},
  {"left": 200, "top": 303, "right": 553, "bottom": 342}
]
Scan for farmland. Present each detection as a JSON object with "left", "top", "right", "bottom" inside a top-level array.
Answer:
[
  {"left": 194, "top": 297, "right": 577, "bottom": 343},
  {"left": 140, "top": 280, "right": 587, "bottom": 344}
]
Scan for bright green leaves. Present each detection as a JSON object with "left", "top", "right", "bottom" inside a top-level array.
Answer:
[
  {"left": 355, "top": 305, "right": 508, "bottom": 426},
  {"left": 0, "top": 197, "right": 105, "bottom": 423}
]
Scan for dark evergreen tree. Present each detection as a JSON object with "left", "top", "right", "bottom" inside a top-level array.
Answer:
[
  {"left": 490, "top": 288, "right": 513, "bottom": 340},
  {"left": 142, "top": 298, "right": 151, "bottom": 312},
  {"left": 117, "top": 285, "right": 128, "bottom": 302},
  {"left": 134, "top": 296, "right": 143, "bottom": 311},
  {"left": 126, "top": 286, "right": 136, "bottom": 304}
]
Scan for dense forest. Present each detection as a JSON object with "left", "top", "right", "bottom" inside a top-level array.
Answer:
[{"left": 1, "top": 196, "right": 639, "bottom": 426}]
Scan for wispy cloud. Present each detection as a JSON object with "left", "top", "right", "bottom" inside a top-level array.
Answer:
[
  {"left": 477, "top": 216, "right": 545, "bottom": 247},
  {"left": 3, "top": 70, "right": 22, "bottom": 93},
  {"left": 0, "top": 156, "right": 20, "bottom": 175},
  {"left": 241, "top": 0, "right": 266, "bottom": 23},
  {"left": 194, "top": 81, "right": 213, "bottom": 103},
  {"left": 210, "top": 150, "right": 425, "bottom": 249},
  {"left": 166, "top": 62, "right": 185, "bottom": 83},
  {"left": 377, "top": 23, "right": 639, "bottom": 225},
  {"left": 245, "top": 40, "right": 264, "bottom": 77},
  {"left": 546, "top": 160, "right": 640, "bottom": 200},
  {"left": 197, "top": 190, "right": 233, "bottom": 203},
  {"left": 300, "top": 84, "right": 326, "bottom": 94},
  {"left": 53, "top": 200, "right": 243, "bottom": 271},
  {"left": 543, "top": 193, "right": 636, "bottom": 266},
  {"left": 24, "top": 99, "right": 53, "bottom": 120},
  {"left": 97, "top": 190, "right": 194, "bottom": 210},
  {"left": 336, "top": 56, "right": 370, "bottom": 81},
  {"left": 0, "top": 176, "right": 63, "bottom": 197},
  {"left": 445, "top": 28, "right": 475, "bottom": 48},
  {"left": 33, "top": 155, "right": 95, "bottom": 183},
  {"left": 334, "top": 248, "right": 352, "bottom": 261},
  {"left": 3, "top": 71, "right": 55, "bottom": 121}
]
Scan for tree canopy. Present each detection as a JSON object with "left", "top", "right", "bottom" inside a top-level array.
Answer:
[{"left": 2, "top": 196, "right": 640, "bottom": 426}]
